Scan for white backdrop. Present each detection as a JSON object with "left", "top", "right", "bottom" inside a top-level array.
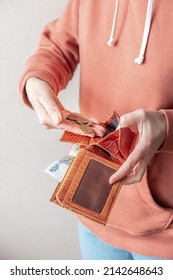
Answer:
[{"left": 0, "top": 0, "right": 81, "bottom": 259}]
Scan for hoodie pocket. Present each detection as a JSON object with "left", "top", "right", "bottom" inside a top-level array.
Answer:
[{"left": 106, "top": 172, "right": 173, "bottom": 235}]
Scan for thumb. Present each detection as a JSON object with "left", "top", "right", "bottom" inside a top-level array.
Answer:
[
  {"left": 118, "top": 110, "right": 141, "bottom": 128},
  {"left": 39, "top": 95, "right": 64, "bottom": 125}
]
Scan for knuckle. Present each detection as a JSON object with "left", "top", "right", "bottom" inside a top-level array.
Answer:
[
  {"left": 137, "top": 109, "right": 147, "bottom": 119},
  {"left": 120, "top": 115, "right": 127, "bottom": 123},
  {"left": 133, "top": 174, "right": 143, "bottom": 183},
  {"left": 133, "top": 168, "right": 145, "bottom": 183}
]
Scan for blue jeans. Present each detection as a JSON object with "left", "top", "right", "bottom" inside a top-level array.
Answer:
[{"left": 78, "top": 222, "right": 166, "bottom": 260}]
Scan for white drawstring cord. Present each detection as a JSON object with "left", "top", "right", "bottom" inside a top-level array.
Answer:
[
  {"left": 107, "top": 0, "right": 154, "bottom": 64},
  {"left": 135, "top": 0, "right": 154, "bottom": 64},
  {"left": 107, "top": 0, "right": 119, "bottom": 46}
]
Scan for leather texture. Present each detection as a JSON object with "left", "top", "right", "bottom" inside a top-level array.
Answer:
[{"left": 50, "top": 113, "right": 136, "bottom": 225}]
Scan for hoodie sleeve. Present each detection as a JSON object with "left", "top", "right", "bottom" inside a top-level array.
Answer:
[
  {"left": 158, "top": 109, "right": 173, "bottom": 153},
  {"left": 19, "top": 0, "right": 80, "bottom": 107}
]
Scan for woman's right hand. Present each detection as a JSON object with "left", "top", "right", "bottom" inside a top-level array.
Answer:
[{"left": 25, "top": 77, "right": 105, "bottom": 137}]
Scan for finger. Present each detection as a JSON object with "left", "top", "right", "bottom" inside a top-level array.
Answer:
[
  {"left": 59, "top": 112, "right": 105, "bottom": 137},
  {"left": 92, "top": 124, "right": 106, "bottom": 137},
  {"left": 123, "top": 155, "right": 151, "bottom": 185},
  {"left": 118, "top": 109, "right": 145, "bottom": 128},
  {"left": 32, "top": 99, "right": 58, "bottom": 128},
  {"left": 72, "top": 112, "right": 101, "bottom": 125},
  {"left": 109, "top": 141, "right": 145, "bottom": 184},
  {"left": 39, "top": 95, "right": 63, "bottom": 125},
  {"left": 57, "top": 119, "right": 96, "bottom": 137},
  {"left": 87, "top": 116, "right": 101, "bottom": 124}
]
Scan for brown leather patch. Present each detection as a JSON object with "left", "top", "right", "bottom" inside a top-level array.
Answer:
[{"left": 72, "top": 160, "right": 115, "bottom": 213}]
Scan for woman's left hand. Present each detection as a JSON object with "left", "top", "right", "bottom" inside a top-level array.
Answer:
[{"left": 109, "top": 109, "right": 167, "bottom": 185}]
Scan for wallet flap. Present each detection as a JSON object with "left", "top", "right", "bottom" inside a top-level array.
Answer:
[
  {"left": 60, "top": 131, "right": 90, "bottom": 145},
  {"left": 92, "top": 127, "right": 136, "bottom": 161},
  {"left": 118, "top": 127, "right": 136, "bottom": 159}
]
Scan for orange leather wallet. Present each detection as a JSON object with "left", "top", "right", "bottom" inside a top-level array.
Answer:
[{"left": 50, "top": 112, "right": 136, "bottom": 224}]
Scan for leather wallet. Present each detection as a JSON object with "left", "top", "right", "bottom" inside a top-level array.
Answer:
[{"left": 50, "top": 112, "right": 136, "bottom": 224}]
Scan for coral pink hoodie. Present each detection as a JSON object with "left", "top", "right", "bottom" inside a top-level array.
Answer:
[{"left": 19, "top": 0, "right": 173, "bottom": 258}]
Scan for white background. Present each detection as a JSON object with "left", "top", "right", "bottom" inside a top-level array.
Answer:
[{"left": 0, "top": 0, "right": 81, "bottom": 259}]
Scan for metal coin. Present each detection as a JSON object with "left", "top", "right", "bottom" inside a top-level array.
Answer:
[
  {"left": 80, "top": 124, "right": 92, "bottom": 134},
  {"left": 76, "top": 116, "right": 89, "bottom": 125},
  {"left": 66, "top": 114, "right": 78, "bottom": 121}
]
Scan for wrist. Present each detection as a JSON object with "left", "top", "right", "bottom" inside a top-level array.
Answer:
[{"left": 157, "top": 111, "right": 167, "bottom": 150}]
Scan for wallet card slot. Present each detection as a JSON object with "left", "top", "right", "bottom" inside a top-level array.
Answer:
[
  {"left": 51, "top": 149, "right": 123, "bottom": 224},
  {"left": 72, "top": 160, "right": 115, "bottom": 213}
]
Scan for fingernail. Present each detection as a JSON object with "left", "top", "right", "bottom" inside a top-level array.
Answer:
[{"left": 109, "top": 177, "right": 113, "bottom": 184}]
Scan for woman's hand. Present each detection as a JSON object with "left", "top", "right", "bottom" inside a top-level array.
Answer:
[
  {"left": 109, "top": 109, "right": 167, "bottom": 185},
  {"left": 25, "top": 77, "right": 105, "bottom": 137}
]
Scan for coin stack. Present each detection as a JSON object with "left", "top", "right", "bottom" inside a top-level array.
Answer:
[{"left": 66, "top": 114, "right": 93, "bottom": 134}]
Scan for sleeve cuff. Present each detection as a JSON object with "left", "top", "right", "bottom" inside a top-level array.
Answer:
[{"left": 159, "top": 109, "right": 173, "bottom": 153}]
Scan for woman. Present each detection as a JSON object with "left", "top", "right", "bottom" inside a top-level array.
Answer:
[{"left": 19, "top": 0, "right": 173, "bottom": 259}]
